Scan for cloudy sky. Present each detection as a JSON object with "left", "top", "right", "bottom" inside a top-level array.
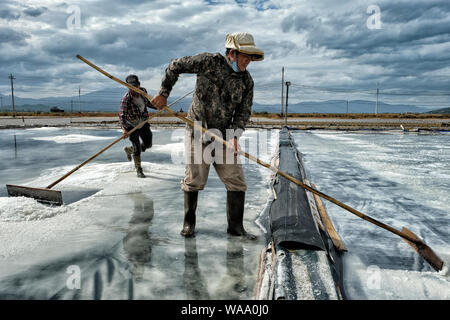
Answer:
[{"left": 0, "top": 0, "right": 449, "bottom": 107}]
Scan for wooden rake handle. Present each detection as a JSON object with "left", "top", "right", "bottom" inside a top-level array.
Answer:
[
  {"left": 76, "top": 54, "right": 422, "bottom": 245},
  {"left": 77, "top": 54, "right": 444, "bottom": 271},
  {"left": 46, "top": 62, "right": 193, "bottom": 190},
  {"left": 46, "top": 113, "right": 157, "bottom": 189}
]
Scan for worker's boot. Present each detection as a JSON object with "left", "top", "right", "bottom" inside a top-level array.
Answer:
[
  {"left": 133, "top": 155, "right": 146, "bottom": 178},
  {"left": 226, "top": 191, "right": 256, "bottom": 240},
  {"left": 124, "top": 146, "right": 133, "bottom": 161},
  {"left": 181, "top": 191, "right": 198, "bottom": 237}
]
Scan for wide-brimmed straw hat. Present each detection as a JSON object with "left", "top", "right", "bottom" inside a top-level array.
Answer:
[{"left": 225, "top": 32, "right": 264, "bottom": 61}]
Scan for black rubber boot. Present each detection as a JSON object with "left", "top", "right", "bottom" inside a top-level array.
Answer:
[
  {"left": 181, "top": 191, "right": 198, "bottom": 237},
  {"left": 124, "top": 146, "right": 133, "bottom": 161},
  {"left": 133, "top": 155, "right": 146, "bottom": 178},
  {"left": 226, "top": 191, "right": 257, "bottom": 240}
]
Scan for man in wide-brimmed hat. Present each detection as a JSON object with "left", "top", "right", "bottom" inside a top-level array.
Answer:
[
  {"left": 152, "top": 32, "right": 263, "bottom": 239},
  {"left": 120, "top": 74, "right": 157, "bottom": 178}
]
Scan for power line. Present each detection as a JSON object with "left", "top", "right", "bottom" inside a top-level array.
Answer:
[
  {"left": 380, "top": 91, "right": 450, "bottom": 97},
  {"left": 8, "top": 74, "right": 16, "bottom": 117},
  {"left": 290, "top": 83, "right": 374, "bottom": 93},
  {"left": 376, "top": 83, "right": 379, "bottom": 115},
  {"left": 281, "top": 67, "right": 284, "bottom": 115},
  {"left": 291, "top": 83, "right": 450, "bottom": 97},
  {"left": 78, "top": 86, "right": 81, "bottom": 112}
]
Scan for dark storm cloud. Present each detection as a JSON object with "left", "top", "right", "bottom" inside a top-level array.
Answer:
[
  {"left": 37, "top": 23, "right": 208, "bottom": 70},
  {"left": 0, "top": 0, "right": 222, "bottom": 96},
  {"left": 1, "top": 0, "right": 449, "bottom": 102},
  {"left": 0, "top": 8, "right": 20, "bottom": 20},
  {"left": 0, "top": 27, "right": 29, "bottom": 46},
  {"left": 23, "top": 1, "right": 220, "bottom": 70},
  {"left": 280, "top": 0, "right": 450, "bottom": 83},
  {"left": 281, "top": 1, "right": 450, "bottom": 57},
  {"left": 23, "top": 7, "right": 48, "bottom": 17},
  {"left": 381, "top": 1, "right": 450, "bottom": 24}
]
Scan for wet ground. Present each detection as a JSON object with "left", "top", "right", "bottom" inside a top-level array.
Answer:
[
  {"left": 0, "top": 127, "right": 448, "bottom": 300},
  {"left": 0, "top": 127, "right": 276, "bottom": 299},
  {"left": 1, "top": 115, "right": 448, "bottom": 130},
  {"left": 292, "top": 130, "right": 450, "bottom": 299}
]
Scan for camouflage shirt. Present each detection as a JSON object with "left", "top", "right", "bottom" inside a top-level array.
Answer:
[{"left": 158, "top": 52, "right": 254, "bottom": 137}]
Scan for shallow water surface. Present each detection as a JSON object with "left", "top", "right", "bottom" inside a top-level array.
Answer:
[
  {"left": 292, "top": 130, "right": 450, "bottom": 299},
  {"left": 0, "top": 127, "right": 448, "bottom": 299},
  {"left": 0, "top": 127, "right": 276, "bottom": 299}
]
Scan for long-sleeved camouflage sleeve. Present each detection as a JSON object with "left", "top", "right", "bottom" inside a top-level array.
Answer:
[
  {"left": 158, "top": 53, "right": 214, "bottom": 97},
  {"left": 231, "top": 81, "right": 253, "bottom": 133},
  {"left": 158, "top": 52, "right": 254, "bottom": 137}
]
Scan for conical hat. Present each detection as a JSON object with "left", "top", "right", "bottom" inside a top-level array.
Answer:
[{"left": 225, "top": 32, "right": 264, "bottom": 61}]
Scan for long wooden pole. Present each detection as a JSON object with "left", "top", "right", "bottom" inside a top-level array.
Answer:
[
  {"left": 77, "top": 55, "right": 444, "bottom": 271},
  {"left": 46, "top": 88, "right": 193, "bottom": 189}
]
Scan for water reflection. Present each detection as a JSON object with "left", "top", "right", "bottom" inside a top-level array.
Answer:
[
  {"left": 183, "top": 237, "right": 210, "bottom": 299},
  {"left": 183, "top": 236, "right": 248, "bottom": 300},
  {"left": 13, "top": 134, "right": 17, "bottom": 159},
  {"left": 214, "top": 237, "right": 247, "bottom": 299},
  {"left": 122, "top": 193, "right": 154, "bottom": 281}
]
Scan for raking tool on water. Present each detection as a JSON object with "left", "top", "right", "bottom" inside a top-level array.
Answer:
[
  {"left": 75, "top": 54, "right": 445, "bottom": 272},
  {"left": 6, "top": 89, "right": 194, "bottom": 205}
]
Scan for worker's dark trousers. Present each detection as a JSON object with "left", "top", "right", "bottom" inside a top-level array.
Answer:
[{"left": 128, "top": 122, "right": 152, "bottom": 156}]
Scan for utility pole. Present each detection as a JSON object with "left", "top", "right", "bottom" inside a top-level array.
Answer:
[
  {"left": 9, "top": 74, "right": 16, "bottom": 118},
  {"left": 376, "top": 83, "right": 379, "bottom": 115},
  {"left": 0, "top": 96, "right": 3, "bottom": 109},
  {"left": 281, "top": 67, "right": 284, "bottom": 115},
  {"left": 284, "top": 81, "right": 291, "bottom": 127},
  {"left": 70, "top": 100, "right": 73, "bottom": 124},
  {"left": 347, "top": 100, "right": 349, "bottom": 113},
  {"left": 78, "top": 86, "right": 81, "bottom": 113}
]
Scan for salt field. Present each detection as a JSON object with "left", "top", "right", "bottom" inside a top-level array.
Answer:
[
  {"left": 292, "top": 130, "right": 450, "bottom": 299},
  {"left": 0, "top": 127, "right": 275, "bottom": 299},
  {"left": 0, "top": 127, "right": 448, "bottom": 299}
]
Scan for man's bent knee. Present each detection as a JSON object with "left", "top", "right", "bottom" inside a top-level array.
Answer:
[{"left": 181, "top": 179, "right": 206, "bottom": 192}]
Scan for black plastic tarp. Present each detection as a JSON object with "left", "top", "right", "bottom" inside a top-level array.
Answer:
[{"left": 269, "top": 128, "right": 326, "bottom": 251}]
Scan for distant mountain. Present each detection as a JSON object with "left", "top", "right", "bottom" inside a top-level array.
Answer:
[
  {"left": 0, "top": 88, "right": 127, "bottom": 112},
  {"left": 0, "top": 91, "right": 439, "bottom": 114},
  {"left": 426, "top": 107, "right": 450, "bottom": 114},
  {"left": 0, "top": 89, "right": 192, "bottom": 113},
  {"left": 253, "top": 100, "right": 431, "bottom": 114}
]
